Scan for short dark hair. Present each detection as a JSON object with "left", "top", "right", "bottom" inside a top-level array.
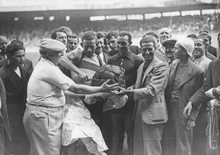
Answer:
[
  {"left": 105, "top": 30, "right": 118, "bottom": 40},
  {"left": 51, "top": 28, "right": 67, "bottom": 39},
  {"left": 118, "top": 31, "right": 132, "bottom": 44},
  {"left": 6, "top": 39, "right": 25, "bottom": 57},
  {"left": 81, "top": 31, "right": 97, "bottom": 42},
  {"left": 143, "top": 31, "right": 159, "bottom": 40},
  {"left": 96, "top": 31, "right": 105, "bottom": 39},
  {"left": 187, "top": 33, "right": 197, "bottom": 39}
]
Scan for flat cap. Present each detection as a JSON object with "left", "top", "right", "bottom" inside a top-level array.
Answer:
[
  {"left": 176, "top": 37, "right": 194, "bottom": 57},
  {"left": 162, "top": 38, "right": 177, "bottom": 47},
  {"left": 39, "top": 38, "right": 66, "bottom": 53}
]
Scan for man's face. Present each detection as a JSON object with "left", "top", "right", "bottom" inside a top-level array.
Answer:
[
  {"left": 141, "top": 42, "right": 155, "bottom": 62},
  {"left": 0, "top": 39, "right": 8, "bottom": 55},
  {"left": 193, "top": 38, "right": 205, "bottom": 59},
  {"left": 117, "top": 35, "right": 130, "bottom": 56},
  {"left": 174, "top": 43, "right": 184, "bottom": 60},
  {"left": 107, "top": 36, "right": 118, "bottom": 51},
  {"left": 95, "top": 38, "right": 104, "bottom": 55},
  {"left": 9, "top": 49, "right": 25, "bottom": 67},
  {"left": 202, "top": 37, "right": 210, "bottom": 50},
  {"left": 164, "top": 44, "right": 175, "bottom": 61},
  {"left": 159, "top": 28, "right": 171, "bottom": 43},
  {"left": 56, "top": 32, "right": 67, "bottom": 46},
  {"left": 83, "top": 38, "right": 96, "bottom": 58},
  {"left": 68, "top": 38, "right": 78, "bottom": 51}
]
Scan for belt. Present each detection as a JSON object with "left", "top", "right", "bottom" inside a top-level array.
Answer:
[{"left": 26, "top": 103, "right": 64, "bottom": 111}]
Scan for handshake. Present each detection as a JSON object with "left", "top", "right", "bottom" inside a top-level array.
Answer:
[{"left": 111, "top": 85, "right": 134, "bottom": 99}]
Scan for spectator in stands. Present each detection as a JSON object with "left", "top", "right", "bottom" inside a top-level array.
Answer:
[
  {"left": 129, "top": 36, "right": 169, "bottom": 155},
  {"left": 162, "top": 38, "right": 177, "bottom": 65},
  {"left": 165, "top": 38, "right": 204, "bottom": 155},
  {"left": 0, "top": 36, "right": 7, "bottom": 60},
  {"left": 107, "top": 31, "right": 143, "bottom": 155},
  {"left": 51, "top": 28, "right": 89, "bottom": 81},
  {"left": 191, "top": 37, "right": 211, "bottom": 155},
  {"left": 0, "top": 40, "right": 32, "bottom": 155},
  {"left": 23, "top": 38, "right": 117, "bottom": 155}
]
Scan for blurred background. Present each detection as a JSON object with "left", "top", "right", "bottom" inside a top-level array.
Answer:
[{"left": 0, "top": 0, "right": 219, "bottom": 65}]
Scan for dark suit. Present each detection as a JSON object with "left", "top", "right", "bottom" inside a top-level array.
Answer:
[
  {"left": 0, "top": 58, "right": 33, "bottom": 73},
  {"left": 208, "top": 45, "right": 217, "bottom": 57},
  {"left": 190, "top": 58, "right": 220, "bottom": 155},
  {"left": 0, "top": 78, "right": 11, "bottom": 154},
  {"left": 0, "top": 63, "right": 31, "bottom": 155},
  {"left": 133, "top": 56, "right": 169, "bottom": 155},
  {"left": 163, "top": 60, "right": 204, "bottom": 155}
]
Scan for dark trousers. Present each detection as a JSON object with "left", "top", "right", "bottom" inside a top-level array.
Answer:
[{"left": 109, "top": 114, "right": 133, "bottom": 155}]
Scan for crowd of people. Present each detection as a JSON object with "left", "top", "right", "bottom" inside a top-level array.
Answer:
[{"left": 0, "top": 25, "right": 220, "bottom": 155}]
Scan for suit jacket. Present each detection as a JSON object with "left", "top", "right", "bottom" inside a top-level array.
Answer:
[
  {"left": 166, "top": 60, "right": 204, "bottom": 126},
  {"left": 0, "top": 58, "right": 33, "bottom": 74},
  {"left": 208, "top": 45, "right": 217, "bottom": 57},
  {"left": 190, "top": 58, "right": 220, "bottom": 108},
  {"left": 134, "top": 56, "right": 169, "bottom": 124},
  {"left": 0, "top": 78, "right": 11, "bottom": 140},
  {"left": 130, "top": 45, "right": 140, "bottom": 55},
  {"left": 103, "top": 52, "right": 110, "bottom": 63}
]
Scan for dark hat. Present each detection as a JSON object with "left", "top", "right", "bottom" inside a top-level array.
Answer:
[
  {"left": 39, "top": 38, "right": 66, "bottom": 53},
  {"left": 162, "top": 38, "right": 177, "bottom": 47}
]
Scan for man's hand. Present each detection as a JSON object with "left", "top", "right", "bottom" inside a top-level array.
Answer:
[
  {"left": 77, "top": 71, "right": 90, "bottom": 81},
  {"left": 100, "top": 79, "right": 119, "bottom": 92},
  {"left": 127, "top": 85, "right": 134, "bottom": 91},
  {"left": 111, "top": 87, "right": 127, "bottom": 96},
  {"left": 183, "top": 101, "right": 193, "bottom": 118},
  {"left": 186, "top": 119, "right": 195, "bottom": 129}
]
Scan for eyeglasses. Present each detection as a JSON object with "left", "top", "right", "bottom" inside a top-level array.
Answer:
[
  {"left": 117, "top": 41, "right": 128, "bottom": 46},
  {"left": 141, "top": 48, "right": 154, "bottom": 52}
]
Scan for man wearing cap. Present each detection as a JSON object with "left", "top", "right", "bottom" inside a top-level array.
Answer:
[
  {"left": 0, "top": 39, "right": 31, "bottom": 155},
  {"left": 162, "top": 38, "right": 177, "bottom": 65},
  {"left": 164, "top": 38, "right": 204, "bottom": 155},
  {"left": 125, "top": 36, "right": 169, "bottom": 155},
  {"left": 23, "top": 38, "right": 118, "bottom": 155}
]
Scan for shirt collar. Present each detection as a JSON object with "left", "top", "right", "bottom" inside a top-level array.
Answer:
[{"left": 117, "top": 50, "right": 133, "bottom": 60}]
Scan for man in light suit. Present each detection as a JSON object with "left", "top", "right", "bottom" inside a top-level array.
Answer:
[
  {"left": 125, "top": 36, "right": 169, "bottom": 155},
  {"left": 164, "top": 38, "right": 204, "bottom": 155}
]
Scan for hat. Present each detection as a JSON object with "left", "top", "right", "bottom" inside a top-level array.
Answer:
[
  {"left": 39, "top": 38, "right": 66, "bottom": 53},
  {"left": 176, "top": 38, "right": 194, "bottom": 57},
  {"left": 162, "top": 38, "right": 177, "bottom": 47},
  {"left": 140, "top": 36, "right": 157, "bottom": 47}
]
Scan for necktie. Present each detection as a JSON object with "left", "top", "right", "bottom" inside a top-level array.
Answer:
[{"left": 97, "top": 55, "right": 103, "bottom": 67}]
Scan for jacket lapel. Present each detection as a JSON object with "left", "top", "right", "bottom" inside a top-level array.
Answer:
[
  {"left": 135, "top": 63, "right": 143, "bottom": 89},
  {"left": 141, "top": 57, "right": 159, "bottom": 86},
  {"left": 178, "top": 61, "right": 196, "bottom": 88}
]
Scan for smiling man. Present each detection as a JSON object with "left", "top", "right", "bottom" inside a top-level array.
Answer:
[
  {"left": 128, "top": 36, "right": 169, "bottom": 155},
  {"left": 107, "top": 31, "right": 143, "bottom": 155}
]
